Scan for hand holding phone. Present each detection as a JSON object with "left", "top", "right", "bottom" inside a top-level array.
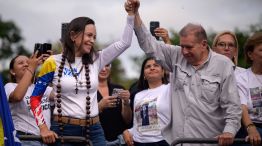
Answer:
[
  {"left": 34, "top": 43, "right": 52, "bottom": 57},
  {"left": 150, "top": 21, "right": 160, "bottom": 40},
  {"left": 112, "top": 88, "right": 123, "bottom": 105}
]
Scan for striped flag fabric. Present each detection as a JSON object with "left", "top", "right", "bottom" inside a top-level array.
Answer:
[
  {"left": 0, "top": 74, "right": 21, "bottom": 146},
  {"left": 0, "top": 119, "right": 4, "bottom": 145}
]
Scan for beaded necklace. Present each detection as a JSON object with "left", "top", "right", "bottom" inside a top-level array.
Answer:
[{"left": 56, "top": 54, "right": 92, "bottom": 145}]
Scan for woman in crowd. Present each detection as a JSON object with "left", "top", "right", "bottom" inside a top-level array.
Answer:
[
  {"left": 235, "top": 32, "right": 262, "bottom": 146},
  {"left": 212, "top": 31, "right": 246, "bottom": 74},
  {"left": 124, "top": 57, "right": 170, "bottom": 146},
  {"left": 5, "top": 52, "right": 54, "bottom": 146},
  {"left": 97, "top": 63, "right": 132, "bottom": 146},
  {"left": 29, "top": 2, "right": 135, "bottom": 146}
]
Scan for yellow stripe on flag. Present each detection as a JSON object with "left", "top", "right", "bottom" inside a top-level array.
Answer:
[{"left": 0, "top": 118, "right": 4, "bottom": 145}]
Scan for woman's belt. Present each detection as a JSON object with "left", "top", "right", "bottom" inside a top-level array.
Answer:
[
  {"left": 53, "top": 115, "right": 100, "bottom": 126},
  {"left": 17, "top": 130, "right": 33, "bottom": 136}
]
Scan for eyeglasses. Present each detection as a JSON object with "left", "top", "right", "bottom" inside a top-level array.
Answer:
[{"left": 216, "top": 42, "right": 236, "bottom": 50}]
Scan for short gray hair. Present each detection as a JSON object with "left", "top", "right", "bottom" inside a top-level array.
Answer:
[{"left": 179, "top": 23, "right": 207, "bottom": 43}]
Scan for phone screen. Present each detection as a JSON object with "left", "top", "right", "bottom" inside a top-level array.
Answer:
[{"left": 150, "top": 21, "right": 160, "bottom": 40}]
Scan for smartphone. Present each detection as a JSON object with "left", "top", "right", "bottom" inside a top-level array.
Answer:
[
  {"left": 42, "top": 43, "right": 52, "bottom": 55},
  {"left": 150, "top": 21, "right": 160, "bottom": 40},
  {"left": 34, "top": 43, "right": 52, "bottom": 57},
  {"left": 112, "top": 88, "right": 123, "bottom": 105}
]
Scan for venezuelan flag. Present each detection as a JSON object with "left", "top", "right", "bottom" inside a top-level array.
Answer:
[
  {"left": 0, "top": 74, "right": 21, "bottom": 146},
  {"left": 0, "top": 118, "right": 4, "bottom": 145}
]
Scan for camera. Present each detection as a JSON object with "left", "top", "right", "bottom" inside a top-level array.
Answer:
[
  {"left": 34, "top": 43, "right": 52, "bottom": 57},
  {"left": 112, "top": 88, "right": 123, "bottom": 105},
  {"left": 150, "top": 21, "right": 160, "bottom": 40}
]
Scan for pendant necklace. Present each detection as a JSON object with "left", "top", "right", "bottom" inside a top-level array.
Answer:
[{"left": 68, "top": 63, "right": 84, "bottom": 94}]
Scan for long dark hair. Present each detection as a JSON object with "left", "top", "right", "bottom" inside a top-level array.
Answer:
[
  {"left": 137, "top": 57, "right": 169, "bottom": 91},
  {"left": 64, "top": 16, "right": 98, "bottom": 65},
  {"left": 244, "top": 32, "right": 262, "bottom": 66},
  {"left": 9, "top": 55, "right": 20, "bottom": 83}
]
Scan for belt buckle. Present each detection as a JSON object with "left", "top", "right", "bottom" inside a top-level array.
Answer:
[{"left": 66, "top": 117, "right": 71, "bottom": 124}]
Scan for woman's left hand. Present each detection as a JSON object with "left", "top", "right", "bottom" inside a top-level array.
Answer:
[
  {"left": 246, "top": 126, "right": 261, "bottom": 146},
  {"left": 42, "top": 50, "right": 53, "bottom": 62},
  {"left": 118, "top": 90, "right": 130, "bottom": 101}
]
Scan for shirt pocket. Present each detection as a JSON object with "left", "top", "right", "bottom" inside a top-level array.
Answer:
[
  {"left": 200, "top": 75, "right": 221, "bottom": 104},
  {"left": 174, "top": 69, "right": 187, "bottom": 90}
]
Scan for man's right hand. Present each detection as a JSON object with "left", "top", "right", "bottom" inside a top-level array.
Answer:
[
  {"left": 39, "top": 124, "right": 58, "bottom": 144},
  {"left": 125, "top": 0, "right": 140, "bottom": 15}
]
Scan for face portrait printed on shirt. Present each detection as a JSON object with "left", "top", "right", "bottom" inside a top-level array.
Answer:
[{"left": 135, "top": 98, "right": 159, "bottom": 132}]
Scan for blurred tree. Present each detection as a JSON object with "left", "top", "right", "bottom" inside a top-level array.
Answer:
[
  {"left": 0, "top": 17, "right": 30, "bottom": 83},
  {"left": 234, "top": 29, "right": 249, "bottom": 68},
  {"left": 169, "top": 29, "right": 180, "bottom": 45},
  {"left": 96, "top": 42, "right": 131, "bottom": 88},
  {"left": 0, "top": 17, "right": 29, "bottom": 59}
]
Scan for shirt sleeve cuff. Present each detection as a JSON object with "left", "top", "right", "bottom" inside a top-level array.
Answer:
[{"left": 223, "top": 123, "right": 239, "bottom": 136}]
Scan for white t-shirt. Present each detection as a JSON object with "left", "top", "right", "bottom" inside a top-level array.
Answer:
[
  {"left": 4, "top": 83, "right": 52, "bottom": 135},
  {"left": 30, "top": 16, "right": 134, "bottom": 126},
  {"left": 235, "top": 66, "right": 246, "bottom": 75},
  {"left": 236, "top": 68, "right": 262, "bottom": 123},
  {"left": 129, "top": 84, "right": 171, "bottom": 143}
]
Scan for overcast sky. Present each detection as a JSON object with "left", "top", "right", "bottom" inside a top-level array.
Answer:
[{"left": 1, "top": 0, "right": 262, "bottom": 78}]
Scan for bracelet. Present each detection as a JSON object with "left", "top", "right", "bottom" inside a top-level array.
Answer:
[
  {"left": 246, "top": 123, "right": 255, "bottom": 131},
  {"left": 26, "top": 68, "right": 34, "bottom": 75}
]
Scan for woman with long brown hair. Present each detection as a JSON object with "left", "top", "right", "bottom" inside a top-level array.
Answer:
[{"left": 29, "top": 2, "right": 136, "bottom": 146}]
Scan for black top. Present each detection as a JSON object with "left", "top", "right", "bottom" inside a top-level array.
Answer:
[
  {"left": 97, "top": 83, "right": 128, "bottom": 141},
  {"left": 127, "top": 81, "right": 140, "bottom": 128}
]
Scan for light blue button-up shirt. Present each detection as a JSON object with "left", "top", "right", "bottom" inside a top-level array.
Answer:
[{"left": 134, "top": 24, "right": 242, "bottom": 145}]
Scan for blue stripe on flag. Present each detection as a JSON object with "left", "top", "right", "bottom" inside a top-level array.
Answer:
[{"left": 0, "top": 74, "right": 21, "bottom": 146}]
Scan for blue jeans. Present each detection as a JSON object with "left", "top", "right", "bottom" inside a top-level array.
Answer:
[
  {"left": 134, "top": 140, "right": 169, "bottom": 146},
  {"left": 106, "top": 138, "right": 120, "bottom": 146},
  {"left": 49, "top": 121, "right": 106, "bottom": 146},
  {"left": 21, "top": 140, "right": 47, "bottom": 146}
]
